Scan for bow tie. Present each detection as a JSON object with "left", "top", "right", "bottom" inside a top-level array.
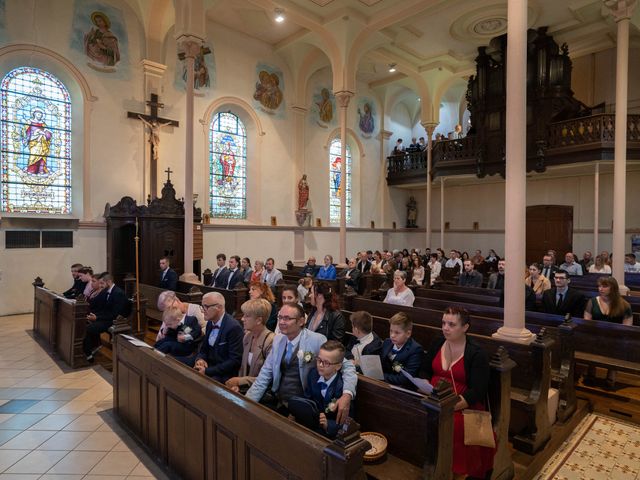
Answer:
[
  {"left": 211, "top": 325, "right": 220, "bottom": 330},
  {"left": 392, "top": 346, "right": 401, "bottom": 354},
  {"left": 318, "top": 381, "right": 328, "bottom": 390}
]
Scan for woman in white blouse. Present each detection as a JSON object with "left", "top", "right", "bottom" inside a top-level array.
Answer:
[
  {"left": 383, "top": 270, "right": 415, "bottom": 307},
  {"left": 588, "top": 254, "right": 612, "bottom": 274}
]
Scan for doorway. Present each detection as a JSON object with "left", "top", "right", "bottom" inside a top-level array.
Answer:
[{"left": 526, "top": 205, "right": 573, "bottom": 265}]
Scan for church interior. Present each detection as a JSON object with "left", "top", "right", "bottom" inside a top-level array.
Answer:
[{"left": 1, "top": 0, "right": 640, "bottom": 479}]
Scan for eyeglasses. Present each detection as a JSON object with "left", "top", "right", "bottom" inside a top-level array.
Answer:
[
  {"left": 201, "top": 303, "right": 220, "bottom": 310},
  {"left": 316, "top": 358, "right": 341, "bottom": 367},
  {"left": 277, "top": 315, "right": 300, "bottom": 321}
]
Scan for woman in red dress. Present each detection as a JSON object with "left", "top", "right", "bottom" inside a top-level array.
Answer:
[{"left": 423, "top": 306, "right": 495, "bottom": 479}]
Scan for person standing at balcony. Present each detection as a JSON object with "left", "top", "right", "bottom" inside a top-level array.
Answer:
[{"left": 392, "top": 138, "right": 404, "bottom": 154}]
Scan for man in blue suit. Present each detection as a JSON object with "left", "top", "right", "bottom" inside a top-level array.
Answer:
[
  {"left": 159, "top": 257, "right": 178, "bottom": 290},
  {"left": 83, "top": 273, "right": 129, "bottom": 362},
  {"left": 246, "top": 303, "right": 357, "bottom": 423},
  {"left": 194, "top": 292, "right": 243, "bottom": 382},
  {"left": 209, "top": 254, "right": 229, "bottom": 288},
  {"left": 380, "top": 312, "right": 423, "bottom": 388}
]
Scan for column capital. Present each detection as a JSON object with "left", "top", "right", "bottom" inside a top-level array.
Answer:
[
  {"left": 334, "top": 90, "right": 355, "bottom": 108},
  {"left": 141, "top": 60, "right": 167, "bottom": 78},
  {"left": 378, "top": 129, "right": 393, "bottom": 141},
  {"left": 421, "top": 121, "right": 439, "bottom": 137},
  {"left": 603, "top": 0, "right": 637, "bottom": 21},
  {"left": 291, "top": 105, "right": 308, "bottom": 116}
]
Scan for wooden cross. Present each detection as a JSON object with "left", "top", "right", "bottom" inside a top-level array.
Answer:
[
  {"left": 165, "top": 167, "right": 173, "bottom": 182},
  {"left": 127, "top": 94, "right": 179, "bottom": 199}
]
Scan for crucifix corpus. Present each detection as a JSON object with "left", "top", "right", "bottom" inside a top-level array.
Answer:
[{"left": 127, "top": 93, "right": 179, "bottom": 199}]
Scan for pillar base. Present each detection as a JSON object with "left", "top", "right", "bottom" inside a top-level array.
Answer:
[
  {"left": 619, "top": 284, "right": 630, "bottom": 295},
  {"left": 492, "top": 326, "right": 534, "bottom": 344}
]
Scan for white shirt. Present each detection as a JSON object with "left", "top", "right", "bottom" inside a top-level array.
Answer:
[
  {"left": 317, "top": 373, "right": 338, "bottom": 398},
  {"left": 351, "top": 332, "right": 375, "bottom": 362},
  {"left": 384, "top": 287, "right": 415, "bottom": 307},
  {"left": 207, "top": 316, "right": 224, "bottom": 346},
  {"left": 445, "top": 258, "right": 463, "bottom": 270},
  {"left": 624, "top": 262, "right": 640, "bottom": 273}
]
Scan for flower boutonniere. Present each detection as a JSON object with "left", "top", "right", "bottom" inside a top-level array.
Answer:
[
  {"left": 325, "top": 398, "right": 338, "bottom": 414},
  {"left": 392, "top": 361, "right": 403, "bottom": 373},
  {"left": 297, "top": 350, "right": 314, "bottom": 364}
]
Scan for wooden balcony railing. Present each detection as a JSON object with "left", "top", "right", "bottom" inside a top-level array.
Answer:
[{"left": 386, "top": 114, "right": 640, "bottom": 185}]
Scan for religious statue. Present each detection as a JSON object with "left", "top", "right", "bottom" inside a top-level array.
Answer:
[
  {"left": 138, "top": 116, "right": 173, "bottom": 163},
  {"left": 23, "top": 108, "right": 52, "bottom": 175},
  {"left": 297, "top": 174, "right": 309, "bottom": 211},
  {"left": 84, "top": 11, "right": 120, "bottom": 68},
  {"left": 315, "top": 88, "right": 333, "bottom": 123},
  {"left": 254, "top": 70, "right": 283, "bottom": 110},
  {"left": 182, "top": 45, "right": 210, "bottom": 89},
  {"left": 357, "top": 102, "right": 375, "bottom": 135},
  {"left": 406, "top": 196, "right": 417, "bottom": 228}
]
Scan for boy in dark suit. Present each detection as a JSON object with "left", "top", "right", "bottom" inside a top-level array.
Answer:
[
  {"left": 159, "top": 256, "right": 178, "bottom": 290},
  {"left": 154, "top": 306, "right": 202, "bottom": 357},
  {"left": 344, "top": 311, "right": 383, "bottom": 372},
  {"left": 380, "top": 312, "right": 423, "bottom": 388},
  {"left": 289, "top": 340, "right": 353, "bottom": 439}
]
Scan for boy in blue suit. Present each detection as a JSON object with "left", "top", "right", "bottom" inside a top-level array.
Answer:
[
  {"left": 289, "top": 340, "right": 352, "bottom": 439},
  {"left": 154, "top": 306, "right": 202, "bottom": 357},
  {"left": 380, "top": 312, "right": 423, "bottom": 388}
]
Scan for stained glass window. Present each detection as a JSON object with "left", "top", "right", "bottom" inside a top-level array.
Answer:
[
  {"left": 329, "top": 139, "right": 351, "bottom": 224},
  {"left": 1, "top": 67, "right": 72, "bottom": 214},
  {"left": 209, "top": 112, "right": 246, "bottom": 219}
]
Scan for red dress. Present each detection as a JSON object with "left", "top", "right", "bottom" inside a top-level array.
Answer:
[{"left": 431, "top": 348, "right": 495, "bottom": 478}]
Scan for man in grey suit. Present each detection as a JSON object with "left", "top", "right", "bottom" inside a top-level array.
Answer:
[
  {"left": 246, "top": 303, "right": 356, "bottom": 423},
  {"left": 487, "top": 259, "right": 506, "bottom": 290}
]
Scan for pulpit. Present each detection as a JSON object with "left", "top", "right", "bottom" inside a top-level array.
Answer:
[{"left": 104, "top": 177, "right": 202, "bottom": 287}]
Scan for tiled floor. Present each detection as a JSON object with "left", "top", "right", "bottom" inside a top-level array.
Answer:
[
  {"left": 535, "top": 413, "right": 640, "bottom": 480},
  {"left": 0, "top": 314, "right": 169, "bottom": 480}
]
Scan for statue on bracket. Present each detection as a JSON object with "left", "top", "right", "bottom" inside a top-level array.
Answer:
[
  {"left": 295, "top": 174, "right": 312, "bottom": 227},
  {"left": 406, "top": 196, "right": 417, "bottom": 228}
]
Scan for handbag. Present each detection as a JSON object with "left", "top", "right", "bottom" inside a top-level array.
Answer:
[{"left": 447, "top": 344, "right": 496, "bottom": 449}]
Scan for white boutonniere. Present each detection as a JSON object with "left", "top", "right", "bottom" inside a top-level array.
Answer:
[
  {"left": 392, "top": 361, "right": 403, "bottom": 373},
  {"left": 325, "top": 398, "right": 338, "bottom": 414},
  {"left": 183, "top": 327, "right": 192, "bottom": 335},
  {"left": 297, "top": 350, "right": 314, "bottom": 363}
]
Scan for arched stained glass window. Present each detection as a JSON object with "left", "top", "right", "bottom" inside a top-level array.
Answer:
[
  {"left": 329, "top": 139, "right": 351, "bottom": 224},
  {"left": 1, "top": 67, "right": 72, "bottom": 214},
  {"left": 209, "top": 112, "right": 246, "bottom": 219}
]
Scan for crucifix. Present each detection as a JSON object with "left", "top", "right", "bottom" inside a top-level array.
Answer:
[{"left": 127, "top": 93, "right": 179, "bottom": 199}]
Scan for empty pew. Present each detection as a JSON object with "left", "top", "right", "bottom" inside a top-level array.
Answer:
[
  {"left": 415, "top": 287, "right": 502, "bottom": 307},
  {"left": 113, "top": 335, "right": 372, "bottom": 480},
  {"left": 432, "top": 284, "right": 502, "bottom": 298}
]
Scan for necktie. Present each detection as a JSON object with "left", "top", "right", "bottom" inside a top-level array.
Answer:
[
  {"left": 285, "top": 341, "right": 293, "bottom": 363},
  {"left": 557, "top": 293, "right": 564, "bottom": 307}
]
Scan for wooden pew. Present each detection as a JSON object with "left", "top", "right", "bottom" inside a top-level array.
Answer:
[
  {"left": 33, "top": 278, "right": 58, "bottom": 347},
  {"left": 352, "top": 338, "right": 516, "bottom": 480},
  {"left": 343, "top": 298, "right": 555, "bottom": 454},
  {"left": 355, "top": 376, "right": 459, "bottom": 480},
  {"left": 346, "top": 296, "right": 577, "bottom": 425},
  {"left": 432, "top": 284, "right": 502, "bottom": 298},
  {"left": 133, "top": 282, "right": 202, "bottom": 326},
  {"left": 113, "top": 335, "right": 371, "bottom": 480},
  {"left": 176, "top": 280, "right": 247, "bottom": 319},
  {"left": 415, "top": 288, "right": 502, "bottom": 306}
]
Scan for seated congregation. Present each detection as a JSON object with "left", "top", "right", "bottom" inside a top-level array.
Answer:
[{"left": 35, "top": 245, "right": 640, "bottom": 480}]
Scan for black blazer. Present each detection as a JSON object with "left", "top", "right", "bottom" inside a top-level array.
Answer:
[
  {"left": 93, "top": 285, "right": 128, "bottom": 323},
  {"left": 422, "top": 336, "right": 490, "bottom": 406},
  {"left": 210, "top": 267, "right": 229, "bottom": 288},
  {"left": 224, "top": 269, "right": 243, "bottom": 290},
  {"left": 356, "top": 260, "right": 371, "bottom": 274},
  {"left": 380, "top": 337, "right": 423, "bottom": 388},
  {"left": 344, "top": 332, "right": 383, "bottom": 360},
  {"left": 300, "top": 264, "right": 320, "bottom": 277},
  {"left": 160, "top": 268, "right": 178, "bottom": 290},
  {"left": 540, "top": 287, "right": 585, "bottom": 318},
  {"left": 305, "top": 309, "right": 345, "bottom": 343},
  {"left": 540, "top": 265, "right": 559, "bottom": 283},
  {"left": 339, "top": 268, "right": 361, "bottom": 290},
  {"left": 64, "top": 278, "right": 87, "bottom": 299},
  {"left": 196, "top": 312, "right": 244, "bottom": 381}
]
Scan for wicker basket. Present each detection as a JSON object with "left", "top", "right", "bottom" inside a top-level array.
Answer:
[{"left": 362, "top": 432, "right": 388, "bottom": 462}]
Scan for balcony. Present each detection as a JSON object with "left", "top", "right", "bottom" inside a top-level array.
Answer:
[{"left": 386, "top": 114, "right": 640, "bottom": 186}]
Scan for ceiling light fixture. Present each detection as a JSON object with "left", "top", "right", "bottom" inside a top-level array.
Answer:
[
  {"left": 388, "top": 63, "right": 397, "bottom": 73},
  {"left": 274, "top": 8, "right": 285, "bottom": 23}
]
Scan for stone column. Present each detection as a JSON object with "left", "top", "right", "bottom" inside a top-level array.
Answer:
[
  {"left": 141, "top": 60, "right": 167, "bottom": 201},
  {"left": 179, "top": 38, "right": 202, "bottom": 276},
  {"left": 422, "top": 122, "right": 438, "bottom": 249},
  {"left": 335, "top": 91, "right": 354, "bottom": 264},
  {"left": 493, "top": 0, "right": 533, "bottom": 343},
  {"left": 605, "top": 0, "right": 637, "bottom": 291},
  {"left": 593, "top": 163, "right": 600, "bottom": 257}
]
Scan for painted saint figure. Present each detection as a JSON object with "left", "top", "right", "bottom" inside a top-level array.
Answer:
[
  {"left": 254, "top": 70, "right": 283, "bottom": 110},
  {"left": 84, "top": 11, "right": 120, "bottom": 68},
  {"left": 316, "top": 88, "right": 333, "bottom": 123},
  {"left": 23, "top": 108, "right": 52, "bottom": 175},
  {"left": 219, "top": 137, "right": 237, "bottom": 184},
  {"left": 357, "top": 102, "right": 374, "bottom": 134},
  {"left": 298, "top": 174, "right": 309, "bottom": 210}
]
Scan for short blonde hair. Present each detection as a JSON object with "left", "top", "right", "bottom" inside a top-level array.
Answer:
[
  {"left": 240, "top": 298, "right": 272, "bottom": 321},
  {"left": 389, "top": 312, "right": 412, "bottom": 331},
  {"left": 162, "top": 306, "right": 182, "bottom": 328}
]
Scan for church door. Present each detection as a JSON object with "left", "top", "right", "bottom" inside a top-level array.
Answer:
[{"left": 526, "top": 205, "right": 573, "bottom": 265}]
